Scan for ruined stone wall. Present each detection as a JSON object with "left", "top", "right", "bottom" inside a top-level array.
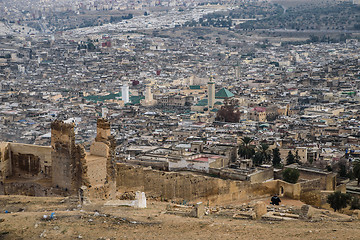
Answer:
[
  {"left": 0, "top": 182, "right": 64, "bottom": 197},
  {"left": 300, "top": 190, "right": 322, "bottom": 207},
  {"left": 299, "top": 178, "right": 323, "bottom": 192},
  {"left": 51, "top": 120, "right": 75, "bottom": 191},
  {"left": 88, "top": 118, "right": 116, "bottom": 200},
  {"left": 120, "top": 159, "right": 168, "bottom": 171},
  {"left": 0, "top": 142, "right": 10, "bottom": 181},
  {"left": 51, "top": 121, "right": 88, "bottom": 194},
  {"left": 335, "top": 183, "right": 346, "bottom": 193},
  {"left": 85, "top": 154, "right": 107, "bottom": 188},
  {"left": 298, "top": 179, "right": 325, "bottom": 207},
  {"left": 297, "top": 170, "right": 336, "bottom": 191},
  {"left": 248, "top": 167, "right": 274, "bottom": 184},
  {"left": 95, "top": 118, "right": 111, "bottom": 142},
  {"left": 263, "top": 180, "right": 301, "bottom": 199},
  {"left": 90, "top": 142, "right": 109, "bottom": 158},
  {"left": 116, "top": 163, "right": 275, "bottom": 205},
  {"left": 9, "top": 143, "right": 52, "bottom": 178},
  {"left": 0, "top": 143, "right": 51, "bottom": 180}
]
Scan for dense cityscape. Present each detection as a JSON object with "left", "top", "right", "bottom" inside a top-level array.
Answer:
[{"left": 0, "top": 0, "right": 360, "bottom": 239}]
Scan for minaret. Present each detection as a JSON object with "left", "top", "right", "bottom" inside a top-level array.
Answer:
[
  {"left": 235, "top": 65, "right": 240, "bottom": 79},
  {"left": 208, "top": 76, "right": 215, "bottom": 109},
  {"left": 145, "top": 84, "right": 153, "bottom": 103},
  {"left": 121, "top": 84, "right": 129, "bottom": 104},
  {"left": 142, "top": 83, "right": 156, "bottom": 106}
]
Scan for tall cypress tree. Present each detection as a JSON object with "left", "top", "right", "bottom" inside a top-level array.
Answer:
[
  {"left": 286, "top": 151, "right": 295, "bottom": 165},
  {"left": 272, "top": 147, "right": 281, "bottom": 167}
]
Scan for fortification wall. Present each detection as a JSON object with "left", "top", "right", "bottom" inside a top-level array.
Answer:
[
  {"left": 0, "top": 142, "right": 10, "bottom": 180},
  {"left": 249, "top": 167, "right": 274, "bottom": 184},
  {"left": 298, "top": 169, "right": 336, "bottom": 191},
  {"left": 9, "top": 143, "right": 52, "bottom": 178},
  {"left": 51, "top": 120, "right": 75, "bottom": 190},
  {"left": 90, "top": 142, "right": 109, "bottom": 158},
  {"left": 300, "top": 190, "right": 322, "bottom": 207},
  {"left": 116, "top": 163, "right": 275, "bottom": 205},
  {"left": 51, "top": 120, "right": 88, "bottom": 193},
  {"left": 300, "top": 178, "right": 323, "bottom": 192},
  {"left": 86, "top": 154, "right": 107, "bottom": 187},
  {"left": 95, "top": 118, "right": 111, "bottom": 142},
  {"left": 263, "top": 180, "right": 301, "bottom": 199},
  {"left": 0, "top": 181, "right": 65, "bottom": 197}
]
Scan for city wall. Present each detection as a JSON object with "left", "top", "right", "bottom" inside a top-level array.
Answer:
[
  {"left": 208, "top": 167, "right": 274, "bottom": 183},
  {"left": 1, "top": 119, "right": 111, "bottom": 199},
  {"left": 297, "top": 169, "right": 336, "bottom": 191},
  {"left": 0, "top": 142, "right": 10, "bottom": 180},
  {"left": 0, "top": 142, "right": 52, "bottom": 180},
  {"left": 263, "top": 180, "right": 301, "bottom": 199},
  {"left": 248, "top": 167, "right": 274, "bottom": 184},
  {"left": 116, "top": 163, "right": 274, "bottom": 205},
  {"left": 51, "top": 120, "right": 77, "bottom": 191},
  {"left": 9, "top": 143, "right": 52, "bottom": 178},
  {"left": 0, "top": 182, "right": 63, "bottom": 197}
]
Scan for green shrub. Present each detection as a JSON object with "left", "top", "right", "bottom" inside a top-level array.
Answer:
[{"left": 282, "top": 168, "right": 300, "bottom": 184}]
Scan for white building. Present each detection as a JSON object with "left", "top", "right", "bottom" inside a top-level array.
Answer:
[{"left": 121, "top": 84, "right": 129, "bottom": 104}]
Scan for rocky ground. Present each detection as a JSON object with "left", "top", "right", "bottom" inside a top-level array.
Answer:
[{"left": 0, "top": 195, "right": 359, "bottom": 240}]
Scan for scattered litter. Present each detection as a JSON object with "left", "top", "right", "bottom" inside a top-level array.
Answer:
[{"left": 39, "top": 230, "right": 47, "bottom": 238}]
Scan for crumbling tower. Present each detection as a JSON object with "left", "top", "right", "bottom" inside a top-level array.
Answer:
[
  {"left": 51, "top": 120, "right": 87, "bottom": 194},
  {"left": 90, "top": 118, "right": 116, "bottom": 199}
]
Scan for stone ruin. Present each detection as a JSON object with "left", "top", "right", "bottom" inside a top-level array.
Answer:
[
  {"left": 51, "top": 120, "right": 88, "bottom": 194},
  {"left": 0, "top": 118, "right": 117, "bottom": 205},
  {"left": 104, "top": 191, "right": 147, "bottom": 208}
]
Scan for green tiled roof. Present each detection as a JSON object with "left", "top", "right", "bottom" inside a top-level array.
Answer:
[
  {"left": 215, "top": 88, "right": 234, "bottom": 99},
  {"left": 190, "top": 85, "right": 201, "bottom": 89},
  {"left": 196, "top": 98, "right": 208, "bottom": 106},
  {"left": 129, "top": 95, "right": 145, "bottom": 104},
  {"left": 214, "top": 101, "right": 223, "bottom": 105},
  {"left": 84, "top": 92, "right": 142, "bottom": 104},
  {"left": 84, "top": 92, "right": 122, "bottom": 102}
]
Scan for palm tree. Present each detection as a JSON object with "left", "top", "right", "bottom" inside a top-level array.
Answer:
[
  {"left": 353, "top": 160, "right": 360, "bottom": 186},
  {"left": 238, "top": 136, "right": 255, "bottom": 159},
  {"left": 256, "top": 143, "right": 271, "bottom": 164}
]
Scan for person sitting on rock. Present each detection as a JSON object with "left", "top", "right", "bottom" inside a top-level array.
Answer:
[{"left": 270, "top": 195, "right": 281, "bottom": 205}]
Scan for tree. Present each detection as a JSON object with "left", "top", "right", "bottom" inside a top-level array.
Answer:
[
  {"left": 353, "top": 160, "right": 360, "bottom": 186},
  {"left": 252, "top": 152, "right": 263, "bottom": 166},
  {"left": 350, "top": 196, "right": 360, "bottom": 210},
  {"left": 294, "top": 150, "right": 301, "bottom": 164},
  {"left": 286, "top": 151, "right": 295, "bottom": 165},
  {"left": 282, "top": 168, "right": 299, "bottom": 184},
  {"left": 327, "top": 191, "right": 351, "bottom": 212},
  {"left": 215, "top": 98, "right": 240, "bottom": 123},
  {"left": 256, "top": 143, "right": 271, "bottom": 164},
  {"left": 339, "top": 161, "right": 348, "bottom": 178},
  {"left": 238, "top": 137, "right": 255, "bottom": 159},
  {"left": 272, "top": 147, "right": 281, "bottom": 168},
  {"left": 308, "top": 156, "right": 314, "bottom": 165},
  {"left": 87, "top": 42, "right": 95, "bottom": 51}
]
